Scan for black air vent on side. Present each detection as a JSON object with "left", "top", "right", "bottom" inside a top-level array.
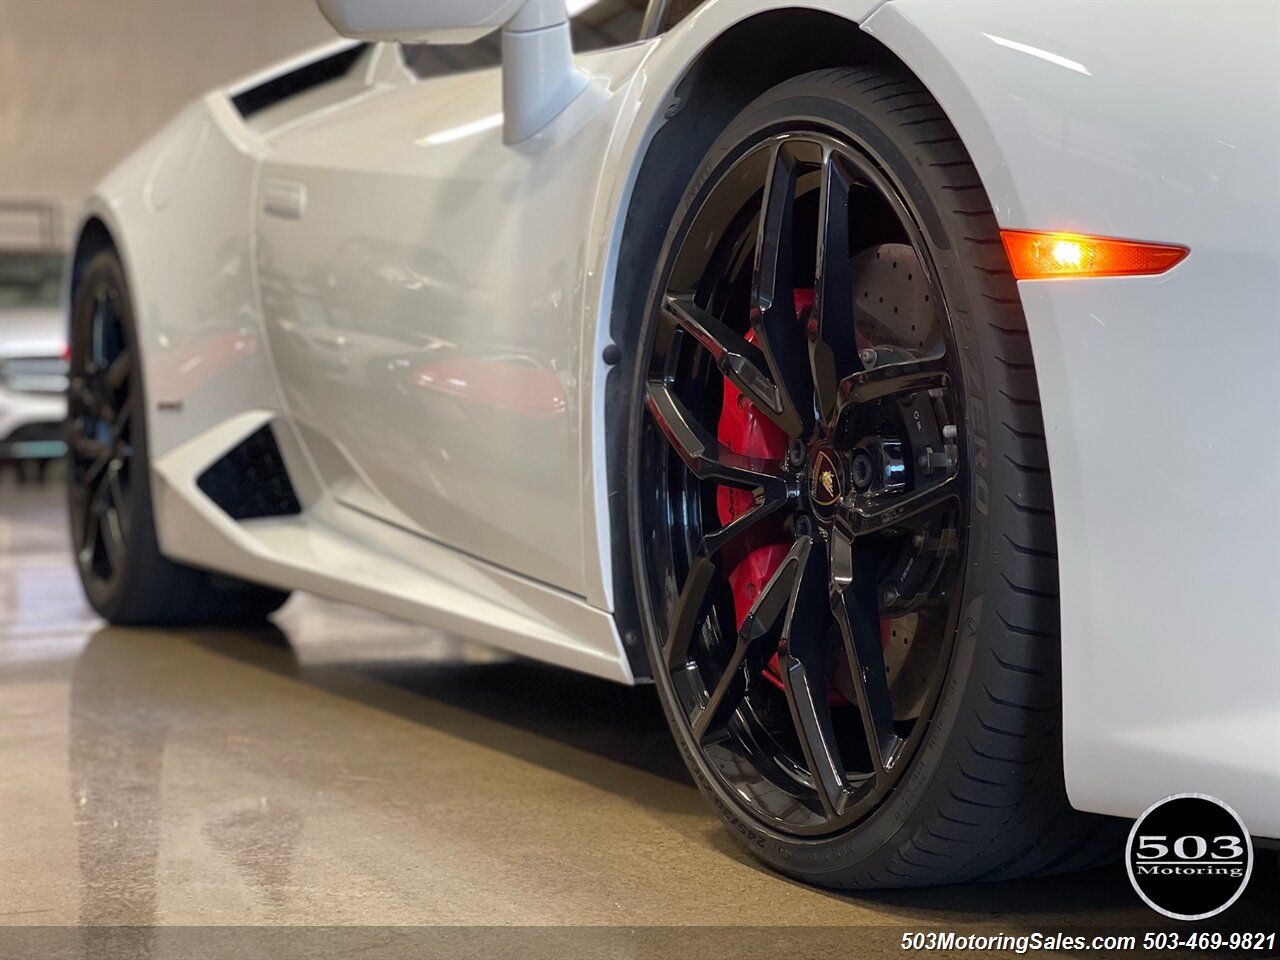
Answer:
[
  {"left": 231, "top": 44, "right": 367, "bottom": 119},
  {"left": 197, "top": 425, "right": 302, "bottom": 521}
]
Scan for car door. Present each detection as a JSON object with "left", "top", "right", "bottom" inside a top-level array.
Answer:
[{"left": 254, "top": 1, "right": 651, "bottom": 597}]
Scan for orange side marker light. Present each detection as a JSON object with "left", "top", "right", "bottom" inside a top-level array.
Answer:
[{"left": 1000, "top": 230, "right": 1188, "bottom": 280}]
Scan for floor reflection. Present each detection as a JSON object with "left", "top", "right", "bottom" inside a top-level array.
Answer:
[
  {"left": 69, "top": 631, "right": 166, "bottom": 926},
  {"left": 1, "top": 476, "right": 1276, "bottom": 942}
]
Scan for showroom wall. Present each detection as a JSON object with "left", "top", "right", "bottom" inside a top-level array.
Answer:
[{"left": 0, "top": 0, "right": 337, "bottom": 247}]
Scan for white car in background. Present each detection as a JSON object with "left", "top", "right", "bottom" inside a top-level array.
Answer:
[
  {"left": 63, "top": 0, "right": 1278, "bottom": 888},
  {"left": 0, "top": 247, "right": 67, "bottom": 462}
]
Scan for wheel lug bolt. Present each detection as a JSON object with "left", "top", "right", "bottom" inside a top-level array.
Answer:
[
  {"left": 788, "top": 438, "right": 807, "bottom": 467},
  {"left": 851, "top": 452, "right": 874, "bottom": 490},
  {"left": 918, "top": 448, "right": 952, "bottom": 475}
]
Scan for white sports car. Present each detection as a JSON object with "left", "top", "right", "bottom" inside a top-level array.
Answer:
[{"left": 67, "top": 0, "right": 1278, "bottom": 888}]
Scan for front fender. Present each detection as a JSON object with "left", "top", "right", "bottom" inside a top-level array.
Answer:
[
  {"left": 863, "top": 0, "right": 1280, "bottom": 835},
  {"left": 75, "top": 95, "right": 285, "bottom": 464}
]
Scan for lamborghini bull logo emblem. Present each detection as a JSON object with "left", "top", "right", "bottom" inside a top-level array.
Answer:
[{"left": 810, "top": 448, "right": 842, "bottom": 508}]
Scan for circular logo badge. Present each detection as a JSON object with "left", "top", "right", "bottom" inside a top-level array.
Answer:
[{"left": 1126, "top": 794, "right": 1253, "bottom": 920}]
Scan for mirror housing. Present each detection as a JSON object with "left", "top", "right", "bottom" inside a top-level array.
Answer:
[
  {"left": 316, "top": 0, "right": 527, "bottom": 44},
  {"left": 316, "top": 0, "right": 588, "bottom": 144}
]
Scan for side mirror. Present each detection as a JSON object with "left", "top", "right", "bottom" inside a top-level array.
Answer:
[{"left": 316, "top": 0, "right": 588, "bottom": 144}]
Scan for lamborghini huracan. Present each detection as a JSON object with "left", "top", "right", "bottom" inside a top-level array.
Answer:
[{"left": 65, "top": 0, "right": 1279, "bottom": 888}]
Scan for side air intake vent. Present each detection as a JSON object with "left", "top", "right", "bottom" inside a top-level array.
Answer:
[
  {"left": 197, "top": 425, "right": 302, "bottom": 521},
  {"left": 231, "top": 43, "right": 367, "bottom": 119}
]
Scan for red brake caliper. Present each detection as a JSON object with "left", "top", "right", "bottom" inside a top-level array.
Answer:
[{"left": 716, "top": 290, "right": 891, "bottom": 699}]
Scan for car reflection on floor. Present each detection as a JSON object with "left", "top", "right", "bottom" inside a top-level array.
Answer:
[{"left": 1, "top": 476, "right": 1276, "bottom": 950}]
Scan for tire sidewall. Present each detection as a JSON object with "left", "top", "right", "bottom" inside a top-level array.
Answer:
[{"left": 627, "top": 78, "right": 1002, "bottom": 883}]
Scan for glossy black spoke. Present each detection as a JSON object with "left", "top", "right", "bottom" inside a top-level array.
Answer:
[
  {"left": 697, "top": 496, "right": 787, "bottom": 559},
  {"left": 779, "top": 536, "right": 848, "bottom": 816},
  {"left": 107, "top": 465, "right": 128, "bottom": 535},
  {"left": 68, "top": 376, "right": 96, "bottom": 416},
  {"left": 839, "top": 356, "right": 948, "bottom": 407},
  {"left": 811, "top": 151, "right": 860, "bottom": 422},
  {"left": 829, "top": 526, "right": 899, "bottom": 773},
  {"left": 113, "top": 395, "right": 134, "bottom": 448},
  {"left": 88, "top": 294, "right": 108, "bottom": 366},
  {"left": 690, "top": 647, "right": 747, "bottom": 742},
  {"left": 75, "top": 370, "right": 115, "bottom": 423},
  {"left": 664, "top": 556, "right": 716, "bottom": 669},
  {"left": 84, "top": 450, "right": 113, "bottom": 495},
  {"left": 103, "top": 352, "right": 130, "bottom": 395},
  {"left": 750, "top": 142, "right": 812, "bottom": 438},
  {"left": 69, "top": 431, "right": 111, "bottom": 467},
  {"left": 664, "top": 295, "right": 786, "bottom": 426},
  {"left": 79, "top": 503, "right": 102, "bottom": 564},
  {"left": 848, "top": 473, "right": 958, "bottom": 537},
  {"left": 85, "top": 364, "right": 108, "bottom": 402},
  {"left": 645, "top": 381, "right": 789, "bottom": 499},
  {"left": 100, "top": 489, "right": 126, "bottom": 574},
  {"left": 79, "top": 473, "right": 113, "bottom": 558},
  {"left": 691, "top": 537, "right": 808, "bottom": 741}
]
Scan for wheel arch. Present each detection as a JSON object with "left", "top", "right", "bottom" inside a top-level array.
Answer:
[
  {"left": 70, "top": 216, "right": 117, "bottom": 296},
  {"left": 66, "top": 203, "right": 150, "bottom": 408},
  {"left": 66, "top": 213, "right": 126, "bottom": 339}
]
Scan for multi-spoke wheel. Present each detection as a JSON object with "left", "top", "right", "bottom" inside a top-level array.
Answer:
[
  {"left": 66, "top": 249, "right": 289, "bottom": 624},
  {"left": 628, "top": 69, "right": 1121, "bottom": 887},
  {"left": 68, "top": 278, "right": 136, "bottom": 596}
]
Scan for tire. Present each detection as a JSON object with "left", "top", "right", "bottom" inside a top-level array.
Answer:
[
  {"left": 66, "top": 249, "right": 290, "bottom": 625},
  {"left": 627, "top": 67, "right": 1122, "bottom": 888}
]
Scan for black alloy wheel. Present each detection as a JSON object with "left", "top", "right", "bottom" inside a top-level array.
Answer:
[
  {"left": 66, "top": 249, "right": 290, "bottom": 625},
  {"left": 639, "top": 129, "right": 965, "bottom": 835},
  {"left": 628, "top": 68, "right": 1121, "bottom": 888},
  {"left": 68, "top": 276, "right": 135, "bottom": 603}
]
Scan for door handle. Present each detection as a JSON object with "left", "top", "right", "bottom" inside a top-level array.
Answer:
[{"left": 261, "top": 178, "right": 307, "bottom": 220}]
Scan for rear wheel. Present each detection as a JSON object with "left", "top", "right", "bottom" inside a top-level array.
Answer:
[
  {"left": 627, "top": 68, "right": 1120, "bottom": 887},
  {"left": 67, "top": 249, "right": 289, "bottom": 625}
]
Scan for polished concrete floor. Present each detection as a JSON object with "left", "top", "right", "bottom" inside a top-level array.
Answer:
[{"left": 1, "top": 472, "right": 1276, "bottom": 958}]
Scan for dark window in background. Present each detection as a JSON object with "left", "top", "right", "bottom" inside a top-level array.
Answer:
[
  {"left": 232, "top": 43, "right": 367, "bottom": 118},
  {"left": 403, "top": 0, "right": 650, "bottom": 81},
  {"left": 0, "top": 253, "right": 64, "bottom": 309},
  {"left": 401, "top": 34, "right": 501, "bottom": 80},
  {"left": 571, "top": 0, "right": 648, "bottom": 51},
  {"left": 658, "top": 0, "right": 704, "bottom": 32}
]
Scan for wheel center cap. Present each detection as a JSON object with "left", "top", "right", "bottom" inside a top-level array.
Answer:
[{"left": 808, "top": 445, "right": 843, "bottom": 515}]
